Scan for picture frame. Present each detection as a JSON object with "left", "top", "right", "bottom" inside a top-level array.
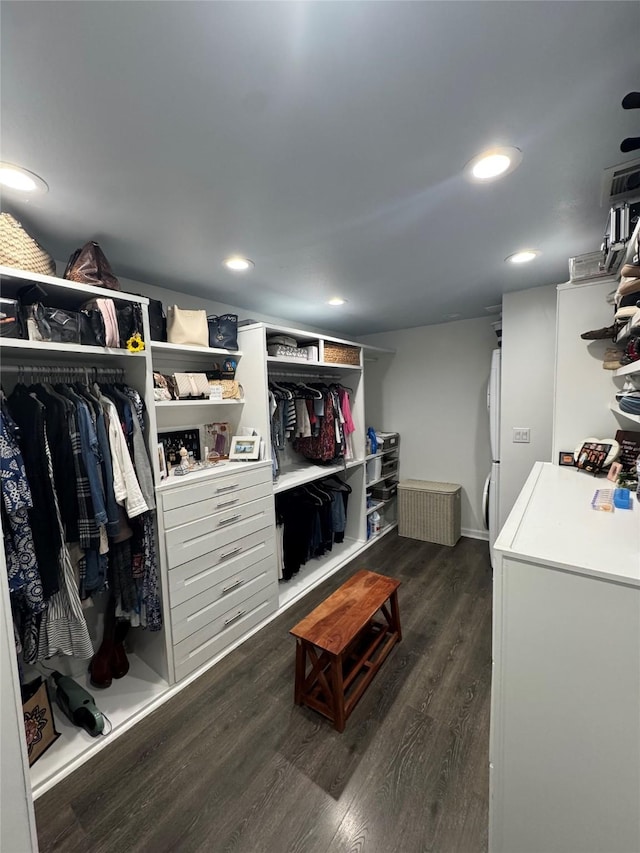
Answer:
[
  {"left": 575, "top": 441, "right": 612, "bottom": 475},
  {"left": 558, "top": 451, "right": 575, "bottom": 467},
  {"left": 157, "top": 442, "right": 168, "bottom": 480},
  {"left": 158, "top": 428, "right": 201, "bottom": 467},
  {"left": 229, "top": 434, "right": 261, "bottom": 461}
]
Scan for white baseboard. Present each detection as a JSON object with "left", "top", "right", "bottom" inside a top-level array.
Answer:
[{"left": 462, "top": 527, "right": 489, "bottom": 541}]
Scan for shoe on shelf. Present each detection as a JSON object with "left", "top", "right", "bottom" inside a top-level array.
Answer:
[
  {"left": 580, "top": 325, "right": 615, "bottom": 340},
  {"left": 111, "top": 620, "right": 130, "bottom": 679},
  {"left": 603, "top": 347, "right": 624, "bottom": 369},
  {"left": 89, "top": 638, "right": 114, "bottom": 688}
]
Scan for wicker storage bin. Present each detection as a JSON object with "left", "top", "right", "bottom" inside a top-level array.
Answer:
[
  {"left": 398, "top": 479, "right": 461, "bottom": 546},
  {"left": 323, "top": 343, "right": 361, "bottom": 366}
]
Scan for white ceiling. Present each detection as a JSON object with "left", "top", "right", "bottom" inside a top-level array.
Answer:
[{"left": 1, "top": 1, "right": 639, "bottom": 335}]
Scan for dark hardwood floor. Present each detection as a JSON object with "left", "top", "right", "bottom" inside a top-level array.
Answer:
[{"left": 35, "top": 532, "right": 492, "bottom": 853}]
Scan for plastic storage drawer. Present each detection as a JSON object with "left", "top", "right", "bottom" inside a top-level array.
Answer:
[{"left": 398, "top": 479, "right": 461, "bottom": 546}]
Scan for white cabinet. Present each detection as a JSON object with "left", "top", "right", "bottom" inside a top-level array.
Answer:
[{"left": 490, "top": 462, "right": 640, "bottom": 853}]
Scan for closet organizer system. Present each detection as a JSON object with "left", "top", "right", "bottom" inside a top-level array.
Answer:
[{"left": 0, "top": 267, "right": 396, "bottom": 809}]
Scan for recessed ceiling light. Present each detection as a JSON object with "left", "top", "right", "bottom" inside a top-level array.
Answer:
[
  {"left": 223, "top": 256, "right": 254, "bottom": 271},
  {"left": 506, "top": 249, "right": 540, "bottom": 264},
  {"left": 465, "top": 146, "right": 523, "bottom": 182},
  {"left": 327, "top": 297, "right": 347, "bottom": 306},
  {"left": 0, "top": 162, "right": 48, "bottom": 194}
]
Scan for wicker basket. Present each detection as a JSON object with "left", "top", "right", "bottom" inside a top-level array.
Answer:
[
  {"left": 0, "top": 213, "right": 56, "bottom": 276},
  {"left": 398, "top": 479, "right": 461, "bottom": 546},
  {"left": 323, "top": 343, "right": 361, "bottom": 365}
]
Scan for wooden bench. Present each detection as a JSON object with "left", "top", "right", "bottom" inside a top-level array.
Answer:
[{"left": 290, "top": 569, "right": 402, "bottom": 732}]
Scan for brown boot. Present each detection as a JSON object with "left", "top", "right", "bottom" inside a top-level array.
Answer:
[
  {"left": 89, "top": 637, "right": 114, "bottom": 688},
  {"left": 111, "top": 620, "right": 130, "bottom": 679}
]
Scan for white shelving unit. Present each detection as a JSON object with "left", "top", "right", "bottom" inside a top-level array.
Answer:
[
  {"left": 154, "top": 399, "right": 244, "bottom": 408},
  {"left": 609, "top": 402, "right": 640, "bottom": 424}
]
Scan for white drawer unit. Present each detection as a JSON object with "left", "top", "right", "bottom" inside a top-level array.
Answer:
[
  {"left": 165, "top": 495, "right": 274, "bottom": 569},
  {"left": 167, "top": 527, "right": 276, "bottom": 608},
  {"left": 173, "top": 583, "right": 279, "bottom": 682},
  {"left": 158, "top": 462, "right": 278, "bottom": 683}
]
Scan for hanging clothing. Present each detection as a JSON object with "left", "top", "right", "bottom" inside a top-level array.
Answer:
[{"left": 97, "top": 391, "right": 148, "bottom": 519}]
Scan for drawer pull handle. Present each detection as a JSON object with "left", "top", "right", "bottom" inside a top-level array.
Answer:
[
  {"left": 224, "top": 609, "right": 246, "bottom": 626},
  {"left": 216, "top": 483, "right": 239, "bottom": 493},
  {"left": 217, "top": 514, "right": 242, "bottom": 527},
  {"left": 216, "top": 498, "right": 239, "bottom": 509},
  {"left": 219, "top": 546, "right": 242, "bottom": 561},
  {"left": 222, "top": 579, "right": 244, "bottom": 594}
]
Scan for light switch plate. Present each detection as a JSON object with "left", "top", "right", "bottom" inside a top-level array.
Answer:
[{"left": 513, "top": 428, "right": 531, "bottom": 443}]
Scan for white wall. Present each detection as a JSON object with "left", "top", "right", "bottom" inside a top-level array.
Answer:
[
  {"left": 361, "top": 317, "right": 496, "bottom": 537},
  {"left": 499, "top": 284, "right": 557, "bottom": 528}
]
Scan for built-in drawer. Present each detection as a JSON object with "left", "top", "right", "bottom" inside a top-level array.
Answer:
[
  {"left": 162, "top": 465, "right": 271, "bottom": 514},
  {"left": 168, "top": 528, "right": 276, "bottom": 608},
  {"left": 170, "top": 560, "right": 274, "bottom": 645},
  {"left": 165, "top": 496, "right": 274, "bottom": 569},
  {"left": 163, "top": 479, "right": 272, "bottom": 529},
  {"left": 173, "top": 584, "right": 278, "bottom": 682}
]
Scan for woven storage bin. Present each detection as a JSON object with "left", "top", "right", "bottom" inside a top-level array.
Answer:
[
  {"left": 0, "top": 213, "right": 56, "bottom": 276},
  {"left": 323, "top": 343, "right": 361, "bottom": 365},
  {"left": 398, "top": 479, "right": 461, "bottom": 546}
]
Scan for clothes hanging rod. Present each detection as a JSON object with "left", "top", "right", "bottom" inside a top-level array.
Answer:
[
  {"left": 0, "top": 365, "right": 125, "bottom": 377},
  {"left": 268, "top": 370, "right": 342, "bottom": 380}
]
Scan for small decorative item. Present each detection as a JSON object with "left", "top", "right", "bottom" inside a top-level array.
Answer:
[
  {"left": 125, "top": 332, "right": 145, "bottom": 352},
  {"left": 607, "top": 461, "right": 623, "bottom": 483},
  {"left": 179, "top": 446, "right": 190, "bottom": 472},
  {"left": 157, "top": 442, "right": 167, "bottom": 480},
  {"left": 208, "top": 385, "right": 224, "bottom": 402},
  {"left": 22, "top": 677, "right": 60, "bottom": 766},
  {"left": 229, "top": 434, "right": 261, "bottom": 460},
  {"left": 576, "top": 441, "right": 613, "bottom": 475},
  {"left": 558, "top": 452, "right": 575, "bottom": 467},
  {"left": 159, "top": 429, "right": 201, "bottom": 466},
  {"left": 205, "top": 422, "right": 230, "bottom": 458}
]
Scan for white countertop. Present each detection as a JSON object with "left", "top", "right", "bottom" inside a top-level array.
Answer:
[
  {"left": 495, "top": 462, "right": 640, "bottom": 586},
  {"left": 155, "top": 459, "right": 271, "bottom": 492}
]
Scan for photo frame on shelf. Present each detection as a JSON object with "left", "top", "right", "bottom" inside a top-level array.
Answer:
[
  {"left": 157, "top": 442, "right": 168, "bottom": 480},
  {"left": 575, "top": 441, "right": 612, "bottom": 474},
  {"left": 558, "top": 451, "right": 575, "bottom": 467},
  {"left": 229, "top": 435, "right": 261, "bottom": 460}
]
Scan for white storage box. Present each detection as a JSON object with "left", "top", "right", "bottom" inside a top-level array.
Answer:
[{"left": 398, "top": 479, "right": 461, "bottom": 546}]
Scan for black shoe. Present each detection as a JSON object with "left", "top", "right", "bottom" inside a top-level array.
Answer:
[{"left": 580, "top": 325, "right": 615, "bottom": 340}]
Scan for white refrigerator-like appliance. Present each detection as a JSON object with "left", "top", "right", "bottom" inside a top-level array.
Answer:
[{"left": 483, "top": 348, "right": 501, "bottom": 568}]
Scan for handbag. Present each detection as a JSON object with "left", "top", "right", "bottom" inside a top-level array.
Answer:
[
  {"left": 64, "top": 241, "right": 121, "bottom": 291},
  {"left": 25, "top": 304, "right": 81, "bottom": 344},
  {"left": 22, "top": 677, "right": 60, "bottom": 766},
  {"left": 167, "top": 306, "right": 208, "bottom": 347},
  {"left": 82, "top": 298, "right": 119, "bottom": 347},
  {"left": 206, "top": 379, "right": 243, "bottom": 400},
  {"left": 147, "top": 298, "right": 166, "bottom": 341},
  {"left": 207, "top": 313, "right": 238, "bottom": 350},
  {"left": 0, "top": 297, "right": 24, "bottom": 338},
  {"left": 0, "top": 212, "right": 56, "bottom": 276},
  {"left": 116, "top": 303, "right": 144, "bottom": 348},
  {"left": 172, "top": 372, "right": 210, "bottom": 399},
  {"left": 153, "top": 373, "right": 173, "bottom": 401}
]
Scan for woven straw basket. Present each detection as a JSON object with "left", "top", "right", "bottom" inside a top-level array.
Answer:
[
  {"left": 0, "top": 212, "right": 56, "bottom": 276},
  {"left": 323, "top": 343, "right": 361, "bottom": 365}
]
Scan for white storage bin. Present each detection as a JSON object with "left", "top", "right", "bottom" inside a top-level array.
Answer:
[{"left": 366, "top": 456, "right": 382, "bottom": 482}]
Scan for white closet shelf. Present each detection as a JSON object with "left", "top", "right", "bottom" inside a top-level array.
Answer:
[
  {"left": 274, "top": 459, "right": 363, "bottom": 493},
  {"left": 0, "top": 265, "right": 149, "bottom": 305},
  {"left": 155, "top": 399, "right": 244, "bottom": 408},
  {"left": 365, "top": 448, "right": 399, "bottom": 461},
  {"left": 366, "top": 472, "right": 398, "bottom": 488},
  {"left": 150, "top": 341, "right": 242, "bottom": 357},
  {"left": 266, "top": 355, "right": 361, "bottom": 371},
  {"left": 30, "top": 654, "right": 168, "bottom": 799},
  {"left": 615, "top": 361, "right": 640, "bottom": 378},
  {"left": 0, "top": 337, "right": 147, "bottom": 361},
  {"left": 366, "top": 501, "right": 385, "bottom": 515},
  {"left": 609, "top": 402, "right": 640, "bottom": 424}
]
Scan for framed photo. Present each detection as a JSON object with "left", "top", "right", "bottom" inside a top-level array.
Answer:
[
  {"left": 159, "top": 428, "right": 201, "bottom": 467},
  {"left": 558, "top": 451, "right": 575, "bottom": 467},
  {"left": 575, "top": 441, "right": 612, "bottom": 474},
  {"left": 157, "top": 442, "right": 168, "bottom": 480},
  {"left": 229, "top": 435, "right": 261, "bottom": 460}
]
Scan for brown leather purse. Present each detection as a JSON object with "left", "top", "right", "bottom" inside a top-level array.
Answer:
[{"left": 63, "top": 241, "right": 121, "bottom": 290}]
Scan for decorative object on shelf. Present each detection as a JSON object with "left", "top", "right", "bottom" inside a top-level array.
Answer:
[
  {"left": 575, "top": 440, "right": 615, "bottom": 474},
  {"left": 229, "top": 434, "right": 260, "bottom": 460},
  {"left": 558, "top": 451, "right": 576, "bottom": 467},
  {"left": 267, "top": 343, "right": 309, "bottom": 360},
  {"left": 221, "top": 357, "right": 237, "bottom": 379},
  {"left": 574, "top": 437, "right": 620, "bottom": 470},
  {"left": 126, "top": 332, "right": 145, "bottom": 353},
  {"left": 172, "top": 372, "right": 210, "bottom": 399},
  {"left": 21, "top": 677, "right": 60, "bottom": 766},
  {"left": 157, "top": 442, "right": 168, "bottom": 479},
  {"left": 64, "top": 240, "right": 121, "bottom": 290},
  {"left": 0, "top": 296, "right": 24, "bottom": 338},
  {"left": 0, "top": 212, "right": 56, "bottom": 276},
  {"left": 166, "top": 306, "right": 208, "bottom": 347},
  {"left": 607, "top": 461, "right": 623, "bottom": 483},
  {"left": 159, "top": 428, "right": 201, "bottom": 465},
  {"left": 207, "top": 313, "right": 238, "bottom": 350},
  {"left": 323, "top": 343, "right": 361, "bottom": 365},
  {"left": 204, "top": 422, "right": 231, "bottom": 458}
]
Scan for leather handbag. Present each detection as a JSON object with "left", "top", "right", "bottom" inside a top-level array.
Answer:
[
  {"left": 25, "top": 304, "right": 81, "bottom": 344},
  {"left": 64, "top": 241, "right": 121, "bottom": 291},
  {"left": 147, "top": 298, "right": 166, "bottom": 341},
  {"left": 79, "top": 308, "right": 106, "bottom": 347},
  {"left": 207, "top": 313, "right": 238, "bottom": 350},
  {"left": 0, "top": 297, "right": 24, "bottom": 338},
  {"left": 116, "top": 303, "right": 144, "bottom": 348},
  {"left": 172, "top": 372, "right": 210, "bottom": 399},
  {"left": 0, "top": 213, "right": 56, "bottom": 276},
  {"left": 167, "top": 306, "right": 208, "bottom": 347},
  {"left": 82, "top": 298, "right": 120, "bottom": 347}
]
